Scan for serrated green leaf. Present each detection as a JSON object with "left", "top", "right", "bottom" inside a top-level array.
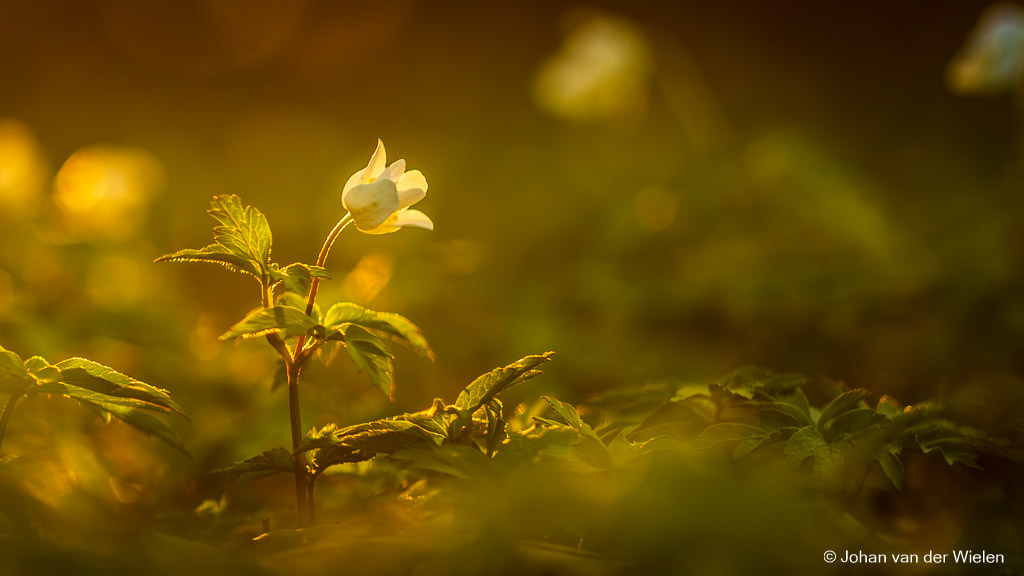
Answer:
[
  {"left": 542, "top": 396, "right": 583, "bottom": 431},
  {"left": 220, "top": 305, "right": 321, "bottom": 341},
  {"left": 211, "top": 447, "right": 293, "bottom": 479},
  {"left": 54, "top": 357, "right": 185, "bottom": 417},
  {"left": 746, "top": 400, "right": 813, "bottom": 429},
  {"left": 484, "top": 401, "right": 506, "bottom": 456},
  {"left": 915, "top": 426, "right": 981, "bottom": 468},
  {"left": 338, "top": 420, "right": 435, "bottom": 453},
  {"left": 269, "top": 263, "right": 330, "bottom": 297},
  {"left": 390, "top": 444, "right": 495, "bottom": 479},
  {"left": 323, "top": 302, "right": 432, "bottom": 359},
  {"left": 876, "top": 448, "right": 905, "bottom": 490},
  {"left": 299, "top": 425, "right": 373, "bottom": 474},
  {"left": 156, "top": 195, "right": 273, "bottom": 282},
  {"left": 817, "top": 389, "right": 871, "bottom": 430},
  {"left": 784, "top": 425, "right": 828, "bottom": 464},
  {"left": 876, "top": 395, "right": 902, "bottom": 419},
  {"left": 785, "top": 425, "right": 849, "bottom": 477},
  {"left": 715, "top": 366, "right": 808, "bottom": 399},
  {"left": 24, "top": 356, "right": 60, "bottom": 384},
  {"left": 688, "top": 422, "right": 769, "bottom": 456},
  {"left": 342, "top": 325, "right": 395, "bottom": 401},
  {"left": 35, "top": 381, "right": 187, "bottom": 454},
  {"left": 275, "top": 292, "right": 321, "bottom": 323},
  {"left": 0, "top": 346, "right": 32, "bottom": 394},
  {"left": 403, "top": 398, "right": 453, "bottom": 440},
  {"left": 455, "top": 352, "right": 555, "bottom": 413},
  {"left": 823, "top": 408, "right": 886, "bottom": 442}
]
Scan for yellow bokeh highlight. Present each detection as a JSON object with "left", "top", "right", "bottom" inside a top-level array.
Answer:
[
  {"left": 343, "top": 252, "right": 394, "bottom": 303},
  {"left": 534, "top": 12, "right": 652, "bottom": 122},
  {"left": 0, "top": 118, "right": 47, "bottom": 214},
  {"left": 54, "top": 145, "right": 165, "bottom": 240}
]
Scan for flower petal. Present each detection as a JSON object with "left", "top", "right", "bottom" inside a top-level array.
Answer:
[
  {"left": 392, "top": 209, "right": 433, "bottom": 230},
  {"left": 343, "top": 139, "right": 387, "bottom": 198},
  {"left": 360, "top": 209, "right": 433, "bottom": 235},
  {"left": 396, "top": 185, "right": 426, "bottom": 210},
  {"left": 377, "top": 158, "right": 406, "bottom": 184},
  {"left": 397, "top": 169, "right": 428, "bottom": 194},
  {"left": 343, "top": 178, "right": 400, "bottom": 230}
]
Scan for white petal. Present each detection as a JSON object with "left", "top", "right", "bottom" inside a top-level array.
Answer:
[
  {"left": 396, "top": 185, "right": 426, "bottom": 210},
  {"left": 360, "top": 209, "right": 433, "bottom": 235},
  {"left": 343, "top": 178, "right": 400, "bottom": 230},
  {"left": 377, "top": 158, "right": 406, "bottom": 183},
  {"left": 392, "top": 209, "right": 433, "bottom": 230},
  {"left": 342, "top": 140, "right": 387, "bottom": 199},
  {"left": 397, "top": 169, "right": 428, "bottom": 194}
]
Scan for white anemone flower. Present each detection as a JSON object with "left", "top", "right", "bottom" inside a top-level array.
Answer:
[{"left": 342, "top": 140, "right": 433, "bottom": 234}]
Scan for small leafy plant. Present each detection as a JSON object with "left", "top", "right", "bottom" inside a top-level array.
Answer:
[
  {"left": 0, "top": 345, "right": 188, "bottom": 454},
  {"left": 157, "top": 140, "right": 436, "bottom": 527}
]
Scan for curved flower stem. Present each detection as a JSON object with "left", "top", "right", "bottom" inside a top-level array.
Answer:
[
  {"left": 307, "top": 212, "right": 352, "bottom": 316},
  {"left": 284, "top": 212, "right": 352, "bottom": 528},
  {"left": 0, "top": 392, "right": 23, "bottom": 452}
]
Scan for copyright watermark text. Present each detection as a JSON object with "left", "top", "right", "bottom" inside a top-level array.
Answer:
[{"left": 823, "top": 549, "right": 1004, "bottom": 565}]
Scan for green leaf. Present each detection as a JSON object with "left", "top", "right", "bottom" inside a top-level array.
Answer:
[
  {"left": 714, "top": 366, "right": 808, "bottom": 399},
  {"left": 746, "top": 400, "right": 813, "bottom": 429},
  {"left": 403, "top": 398, "right": 454, "bottom": 440},
  {"left": 0, "top": 346, "right": 32, "bottom": 394},
  {"left": 342, "top": 325, "right": 395, "bottom": 401},
  {"left": 338, "top": 420, "right": 436, "bottom": 453},
  {"left": 54, "top": 357, "right": 186, "bottom": 417},
  {"left": 876, "top": 395, "right": 902, "bottom": 419},
  {"left": 823, "top": 408, "right": 886, "bottom": 442},
  {"left": 220, "top": 305, "right": 321, "bottom": 341},
  {"left": 269, "top": 263, "right": 330, "bottom": 297},
  {"left": 688, "top": 423, "right": 769, "bottom": 457},
  {"left": 484, "top": 400, "right": 506, "bottom": 456},
  {"left": 542, "top": 396, "right": 583, "bottom": 431},
  {"left": 876, "top": 448, "right": 905, "bottom": 490},
  {"left": 211, "top": 447, "right": 294, "bottom": 479},
  {"left": 300, "top": 425, "right": 373, "bottom": 474},
  {"left": 784, "top": 425, "right": 847, "bottom": 477},
  {"left": 323, "top": 302, "right": 433, "bottom": 359},
  {"left": 24, "top": 356, "right": 60, "bottom": 385},
  {"left": 455, "top": 352, "right": 555, "bottom": 413},
  {"left": 156, "top": 195, "right": 273, "bottom": 282},
  {"left": 915, "top": 426, "right": 981, "bottom": 468},
  {"left": 390, "top": 444, "right": 496, "bottom": 479},
  {"left": 817, "top": 389, "right": 871, "bottom": 430},
  {"left": 34, "top": 381, "right": 188, "bottom": 454},
  {"left": 784, "top": 425, "right": 828, "bottom": 464}
]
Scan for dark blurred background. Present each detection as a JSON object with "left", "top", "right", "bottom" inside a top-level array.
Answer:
[{"left": 1, "top": 0, "right": 1022, "bottom": 473}]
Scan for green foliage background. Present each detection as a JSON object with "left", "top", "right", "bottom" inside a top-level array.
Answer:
[{"left": 1, "top": 0, "right": 1023, "bottom": 574}]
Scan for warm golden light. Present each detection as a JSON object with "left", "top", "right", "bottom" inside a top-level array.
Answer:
[
  {"left": 343, "top": 251, "right": 394, "bottom": 303},
  {"left": 0, "top": 118, "right": 47, "bottom": 213},
  {"left": 53, "top": 145, "right": 165, "bottom": 240},
  {"left": 534, "top": 13, "right": 652, "bottom": 122}
]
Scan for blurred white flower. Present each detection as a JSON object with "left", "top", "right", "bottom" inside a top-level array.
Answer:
[
  {"left": 342, "top": 140, "right": 433, "bottom": 234},
  {"left": 534, "top": 13, "right": 652, "bottom": 122},
  {"left": 947, "top": 2, "right": 1024, "bottom": 95}
]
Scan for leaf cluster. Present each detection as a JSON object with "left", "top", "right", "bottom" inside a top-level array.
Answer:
[
  {"left": 215, "top": 352, "right": 556, "bottom": 482},
  {"left": 614, "top": 366, "right": 1001, "bottom": 493},
  {"left": 1, "top": 345, "right": 189, "bottom": 454}
]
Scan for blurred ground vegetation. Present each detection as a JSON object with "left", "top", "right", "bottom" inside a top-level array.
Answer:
[{"left": 1, "top": 1, "right": 1023, "bottom": 574}]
